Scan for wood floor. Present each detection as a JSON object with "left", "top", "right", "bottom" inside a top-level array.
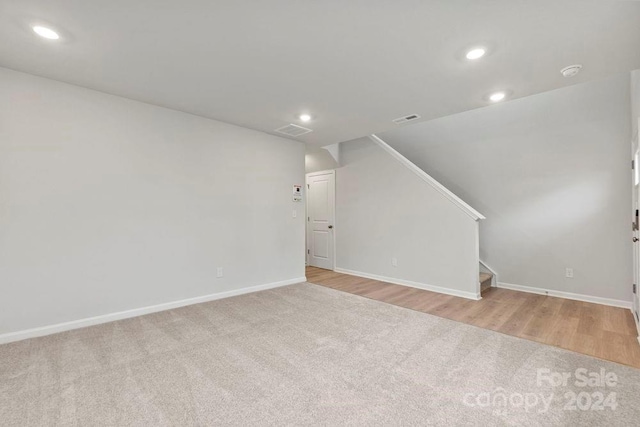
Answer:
[{"left": 306, "top": 266, "right": 640, "bottom": 368}]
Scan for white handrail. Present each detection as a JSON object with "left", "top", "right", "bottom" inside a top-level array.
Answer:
[{"left": 368, "top": 134, "right": 486, "bottom": 221}]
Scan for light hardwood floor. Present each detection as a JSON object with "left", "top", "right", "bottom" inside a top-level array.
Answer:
[{"left": 306, "top": 266, "right": 640, "bottom": 368}]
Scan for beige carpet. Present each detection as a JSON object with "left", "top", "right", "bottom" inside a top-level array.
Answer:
[{"left": 1, "top": 282, "right": 639, "bottom": 426}]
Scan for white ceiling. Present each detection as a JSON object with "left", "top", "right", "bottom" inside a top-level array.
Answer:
[{"left": 1, "top": 0, "right": 639, "bottom": 146}]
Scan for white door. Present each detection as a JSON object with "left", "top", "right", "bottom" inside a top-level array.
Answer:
[{"left": 306, "top": 171, "right": 335, "bottom": 270}]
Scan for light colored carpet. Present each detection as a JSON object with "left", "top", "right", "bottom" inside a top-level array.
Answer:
[{"left": 1, "top": 282, "right": 639, "bottom": 426}]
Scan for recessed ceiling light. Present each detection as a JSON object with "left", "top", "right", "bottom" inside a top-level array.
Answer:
[
  {"left": 299, "top": 114, "right": 311, "bottom": 122},
  {"left": 466, "top": 48, "right": 486, "bottom": 60},
  {"left": 489, "top": 91, "right": 506, "bottom": 102},
  {"left": 33, "top": 25, "right": 60, "bottom": 40},
  {"left": 560, "top": 64, "right": 582, "bottom": 78}
]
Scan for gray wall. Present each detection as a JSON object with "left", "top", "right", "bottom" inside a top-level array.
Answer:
[
  {"left": 305, "top": 145, "right": 338, "bottom": 174},
  {"left": 336, "top": 138, "right": 480, "bottom": 298},
  {"left": 0, "top": 67, "right": 305, "bottom": 335},
  {"left": 380, "top": 74, "right": 632, "bottom": 303}
]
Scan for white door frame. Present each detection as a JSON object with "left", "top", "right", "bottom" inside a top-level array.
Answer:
[
  {"left": 633, "top": 136, "right": 640, "bottom": 340},
  {"left": 306, "top": 170, "right": 336, "bottom": 270}
]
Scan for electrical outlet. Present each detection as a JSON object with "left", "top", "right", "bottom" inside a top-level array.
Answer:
[
  {"left": 565, "top": 268, "right": 574, "bottom": 278},
  {"left": 391, "top": 257, "right": 398, "bottom": 267},
  {"left": 217, "top": 267, "right": 223, "bottom": 278}
]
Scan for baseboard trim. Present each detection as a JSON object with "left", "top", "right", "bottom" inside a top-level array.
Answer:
[
  {"left": 0, "top": 276, "right": 306, "bottom": 345},
  {"left": 496, "top": 281, "right": 632, "bottom": 309},
  {"left": 334, "top": 268, "right": 481, "bottom": 300}
]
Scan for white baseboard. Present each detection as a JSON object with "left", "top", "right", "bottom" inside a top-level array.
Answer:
[
  {"left": 496, "top": 281, "right": 632, "bottom": 309},
  {"left": 334, "top": 268, "right": 481, "bottom": 300},
  {"left": 0, "top": 276, "right": 306, "bottom": 345}
]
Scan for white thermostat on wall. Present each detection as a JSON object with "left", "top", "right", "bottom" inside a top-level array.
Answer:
[{"left": 293, "top": 185, "right": 302, "bottom": 202}]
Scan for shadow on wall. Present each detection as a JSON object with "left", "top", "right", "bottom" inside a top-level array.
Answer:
[{"left": 305, "top": 145, "right": 338, "bottom": 174}]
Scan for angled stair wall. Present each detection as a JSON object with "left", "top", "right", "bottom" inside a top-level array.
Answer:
[{"left": 334, "top": 135, "right": 485, "bottom": 299}]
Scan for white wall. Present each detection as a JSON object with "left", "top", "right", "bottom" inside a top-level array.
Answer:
[
  {"left": 0, "top": 67, "right": 305, "bottom": 336},
  {"left": 305, "top": 145, "right": 338, "bottom": 174},
  {"left": 336, "top": 137, "right": 480, "bottom": 298},
  {"left": 381, "top": 74, "right": 633, "bottom": 303}
]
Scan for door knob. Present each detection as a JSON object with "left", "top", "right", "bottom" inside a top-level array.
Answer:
[{"left": 328, "top": 225, "right": 333, "bottom": 229}]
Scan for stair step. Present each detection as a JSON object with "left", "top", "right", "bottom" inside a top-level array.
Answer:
[{"left": 479, "top": 272, "right": 493, "bottom": 294}]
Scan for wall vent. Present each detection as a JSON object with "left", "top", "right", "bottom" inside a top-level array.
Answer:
[
  {"left": 274, "top": 124, "right": 313, "bottom": 137},
  {"left": 392, "top": 114, "right": 421, "bottom": 125}
]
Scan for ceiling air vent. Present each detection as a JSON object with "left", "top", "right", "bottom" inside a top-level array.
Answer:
[
  {"left": 392, "top": 114, "right": 421, "bottom": 125},
  {"left": 274, "top": 124, "right": 313, "bottom": 137}
]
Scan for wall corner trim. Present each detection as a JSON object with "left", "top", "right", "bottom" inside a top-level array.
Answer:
[
  {"left": 0, "top": 276, "right": 307, "bottom": 345},
  {"left": 496, "top": 281, "right": 632, "bottom": 309},
  {"left": 368, "top": 134, "right": 485, "bottom": 221}
]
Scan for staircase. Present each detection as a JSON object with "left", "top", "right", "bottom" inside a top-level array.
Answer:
[{"left": 479, "top": 272, "right": 493, "bottom": 295}]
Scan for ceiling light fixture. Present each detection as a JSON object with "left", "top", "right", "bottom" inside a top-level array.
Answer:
[
  {"left": 465, "top": 47, "right": 486, "bottom": 60},
  {"left": 489, "top": 91, "right": 506, "bottom": 102},
  {"left": 33, "top": 25, "right": 60, "bottom": 40},
  {"left": 560, "top": 64, "right": 582, "bottom": 78},
  {"left": 299, "top": 114, "right": 311, "bottom": 122}
]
